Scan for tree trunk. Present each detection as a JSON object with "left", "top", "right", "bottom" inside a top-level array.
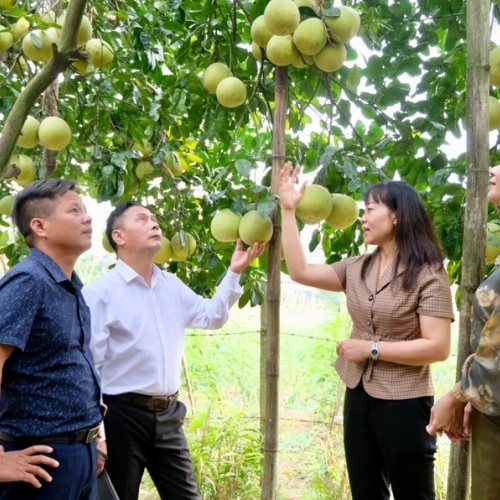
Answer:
[
  {"left": 261, "top": 65, "right": 288, "bottom": 500},
  {"left": 447, "top": 1, "right": 490, "bottom": 499}
]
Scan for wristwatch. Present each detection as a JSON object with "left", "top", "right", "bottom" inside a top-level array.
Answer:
[
  {"left": 370, "top": 341, "right": 379, "bottom": 361},
  {"left": 451, "top": 383, "right": 468, "bottom": 403}
]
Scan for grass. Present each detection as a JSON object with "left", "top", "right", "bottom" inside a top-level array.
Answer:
[{"left": 136, "top": 282, "right": 459, "bottom": 499}]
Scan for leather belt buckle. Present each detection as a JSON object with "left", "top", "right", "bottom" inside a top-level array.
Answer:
[{"left": 85, "top": 423, "right": 101, "bottom": 443}]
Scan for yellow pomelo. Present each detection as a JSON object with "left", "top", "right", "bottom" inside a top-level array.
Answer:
[
  {"left": 170, "top": 231, "right": 196, "bottom": 261},
  {"left": 17, "top": 115, "right": 40, "bottom": 149},
  {"left": 132, "top": 138, "right": 153, "bottom": 158},
  {"left": 210, "top": 208, "right": 241, "bottom": 242},
  {"left": 216, "top": 76, "right": 247, "bottom": 108},
  {"left": 86, "top": 38, "right": 114, "bottom": 68},
  {"left": 490, "top": 47, "right": 500, "bottom": 87},
  {"left": 313, "top": 41, "right": 346, "bottom": 72},
  {"left": 264, "top": 0, "right": 300, "bottom": 36},
  {"left": 325, "top": 194, "right": 359, "bottom": 229},
  {"left": 9, "top": 154, "right": 36, "bottom": 186},
  {"left": 266, "top": 35, "right": 299, "bottom": 67},
  {"left": 22, "top": 28, "right": 58, "bottom": 62},
  {"left": 153, "top": 236, "right": 172, "bottom": 264},
  {"left": 324, "top": 5, "right": 361, "bottom": 43},
  {"left": 250, "top": 15, "right": 273, "bottom": 48},
  {"left": 203, "top": 62, "right": 231, "bottom": 94},
  {"left": 292, "top": 18, "right": 327, "bottom": 56},
  {"left": 58, "top": 13, "right": 92, "bottom": 46},
  {"left": 489, "top": 96, "right": 500, "bottom": 131},
  {"left": 102, "top": 232, "right": 114, "bottom": 253},
  {"left": 0, "top": 195, "right": 15, "bottom": 217},
  {"left": 38, "top": 116, "right": 72, "bottom": 150},
  {"left": 239, "top": 210, "right": 273, "bottom": 245},
  {"left": 135, "top": 160, "right": 154, "bottom": 178},
  {"left": 0, "top": 25, "right": 13, "bottom": 51},
  {"left": 296, "top": 184, "right": 334, "bottom": 224},
  {"left": 11, "top": 17, "right": 29, "bottom": 42},
  {"left": 486, "top": 222, "right": 500, "bottom": 264}
]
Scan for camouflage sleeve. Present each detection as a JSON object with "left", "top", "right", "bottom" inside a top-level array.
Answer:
[{"left": 460, "top": 307, "right": 500, "bottom": 416}]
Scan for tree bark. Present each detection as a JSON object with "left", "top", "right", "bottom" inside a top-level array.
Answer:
[
  {"left": 261, "top": 65, "right": 287, "bottom": 500},
  {"left": 447, "top": 1, "right": 490, "bottom": 499}
]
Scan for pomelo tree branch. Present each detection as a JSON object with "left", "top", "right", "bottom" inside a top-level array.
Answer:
[{"left": 0, "top": 0, "right": 87, "bottom": 176}]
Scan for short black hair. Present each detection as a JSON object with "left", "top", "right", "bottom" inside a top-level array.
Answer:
[
  {"left": 105, "top": 201, "right": 142, "bottom": 252},
  {"left": 13, "top": 178, "right": 77, "bottom": 247}
]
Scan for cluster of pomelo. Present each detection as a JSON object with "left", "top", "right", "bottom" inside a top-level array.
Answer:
[
  {"left": 202, "top": 62, "right": 247, "bottom": 109},
  {"left": 295, "top": 184, "right": 359, "bottom": 229},
  {"left": 131, "top": 138, "right": 187, "bottom": 181},
  {"left": 250, "top": 0, "right": 360, "bottom": 72},
  {"left": 102, "top": 230, "right": 197, "bottom": 264},
  {"left": 210, "top": 208, "right": 273, "bottom": 245}
]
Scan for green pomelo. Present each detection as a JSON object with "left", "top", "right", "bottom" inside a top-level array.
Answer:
[
  {"left": 292, "top": 18, "right": 327, "bottom": 56},
  {"left": 489, "top": 96, "right": 500, "bottom": 131},
  {"left": 264, "top": 0, "right": 300, "bottom": 36},
  {"left": 216, "top": 77, "right": 247, "bottom": 108},
  {"left": 0, "top": 25, "right": 14, "bottom": 51},
  {"left": 239, "top": 210, "right": 274, "bottom": 245},
  {"left": 313, "top": 41, "right": 346, "bottom": 73},
  {"left": 135, "top": 160, "right": 154, "bottom": 178},
  {"left": 295, "top": 184, "right": 334, "bottom": 224},
  {"left": 38, "top": 116, "right": 72, "bottom": 150},
  {"left": 210, "top": 208, "right": 241, "bottom": 242},
  {"left": 0, "top": 195, "right": 15, "bottom": 217},
  {"left": 9, "top": 154, "right": 36, "bottom": 186},
  {"left": 325, "top": 194, "right": 359, "bottom": 230},
  {"left": 266, "top": 35, "right": 299, "bottom": 67},
  {"left": 250, "top": 15, "right": 273, "bottom": 48},
  {"left": 153, "top": 236, "right": 172, "bottom": 264},
  {"left": 324, "top": 5, "right": 361, "bottom": 43},
  {"left": 17, "top": 115, "right": 40, "bottom": 149},
  {"left": 170, "top": 231, "right": 196, "bottom": 261},
  {"left": 203, "top": 62, "right": 231, "bottom": 94},
  {"left": 486, "top": 222, "right": 500, "bottom": 264},
  {"left": 22, "top": 28, "right": 58, "bottom": 62},
  {"left": 490, "top": 47, "right": 500, "bottom": 86},
  {"left": 86, "top": 38, "right": 114, "bottom": 68}
]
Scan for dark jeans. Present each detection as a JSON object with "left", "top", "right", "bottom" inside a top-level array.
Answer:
[
  {"left": 102, "top": 395, "right": 199, "bottom": 500},
  {"left": 0, "top": 440, "right": 97, "bottom": 499},
  {"left": 471, "top": 408, "right": 500, "bottom": 500},
  {"left": 344, "top": 382, "right": 436, "bottom": 500}
]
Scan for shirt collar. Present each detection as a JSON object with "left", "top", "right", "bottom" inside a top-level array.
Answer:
[
  {"left": 115, "top": 259, "right": 161, "bottom": 287},
  {"left": 30, "top": 247, "right": 83, "bottom": 290}
]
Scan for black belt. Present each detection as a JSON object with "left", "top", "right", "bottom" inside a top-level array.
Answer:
[
  {"left": 0, "top": 423, "right": 101, "bottom": 444},
  {"left": 107, "top": 392, "right": 179, "bottom": 411}
]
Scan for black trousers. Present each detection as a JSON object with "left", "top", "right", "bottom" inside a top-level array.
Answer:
[
  {"left": 102, "top": 395, "right": 199, "bottom": 500},
  {"left": 343, "top": 382, "right": 437, "bottom": 500}
]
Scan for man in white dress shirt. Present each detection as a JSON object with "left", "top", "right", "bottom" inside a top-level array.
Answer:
[{"left": 83, "top": 201, "right": 266, "bottom": 500}]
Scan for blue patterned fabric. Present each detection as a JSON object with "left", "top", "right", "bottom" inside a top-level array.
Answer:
[{"left": 0, "top": 248, "right": 102, "bottom": 437}]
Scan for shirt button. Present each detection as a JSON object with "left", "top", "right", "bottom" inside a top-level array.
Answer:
[
  {"left": 366, "top": 320, "right": 371, "bottom": 326},
  {"left": 368, "top": 295, "right": 374, "bottom": 301}
]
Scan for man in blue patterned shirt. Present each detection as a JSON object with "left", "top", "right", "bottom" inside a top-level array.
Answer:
[{"left": 0, "top": 179, "right": 105, "bottom": 499}]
